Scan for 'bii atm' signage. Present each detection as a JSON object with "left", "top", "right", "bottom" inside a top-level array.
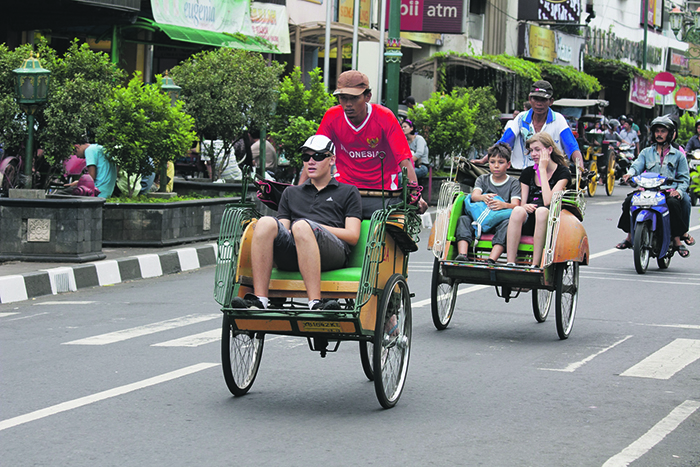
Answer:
[{"left": 386, "top": 0, "right": 463, "bottom": 34}]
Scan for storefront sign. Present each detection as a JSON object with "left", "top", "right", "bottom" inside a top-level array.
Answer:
[
  {"left": 518, "top": 0, "right": 581, "bottom": 23},
  {"left": 251, "top": 3, "right": 290, "bottom": 53},
  {"left": 151, "top": 0, "right": 254, "bottom": 35},
  {"left": 339, "top": 0, "right": 371, "bottom": 27},
  {"left": 387, "top": 0, "right": 463, "bottom": 34},
  {"left": 519, "top": 24, "right": 583, "bottom": 67},
  {"left": 629, "top": 75, "right": 654, "bottom": 109},
  {"left": 675, "top": 86, "right": 697, "bottom": 110},
  {"left": 667, "top": 48, "right": 690, "bottom": 73},
  {"left": 642, "top": 0, "right": 663, "bottom": 30}
]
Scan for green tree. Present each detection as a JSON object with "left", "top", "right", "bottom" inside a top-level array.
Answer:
[
  {"left": 457, "top": 87, "right": 501, "bottom": 155},
  {"left": 678, "top": 112, "right": 696, "bottom": 148},
  {"left": 269, "top": 67, "right": 334, "bottom": 169},
  {"left": 408, "top": 88, "right": 478, "bottom": 170},
  {"left": 97, "top": 73, "right": 196, "bottom": 197},
  {"left": 171, "top": 48, "right": 283, "bottom": 180}
]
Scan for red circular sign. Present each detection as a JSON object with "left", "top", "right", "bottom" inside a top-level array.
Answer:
[
  {"left": 675, "top": 86, "right": 697, "bottom": 109},
  {"left": 654, "top": 72, "right": 677, "bottom": 95}
]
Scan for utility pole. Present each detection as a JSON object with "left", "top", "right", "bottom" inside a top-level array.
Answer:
[{"left": 385, "top": 0, "right": 402, "bottom": 114}]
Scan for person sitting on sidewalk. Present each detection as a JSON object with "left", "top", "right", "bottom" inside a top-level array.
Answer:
[
  {"left": 454, "top": 143, "right": 521, "bottom": 263},
  {"left": 72, "top": 143, "right": 117, "bottom": 198},
  {"left": 232, "top": 135, "right": 362, "bottom": 311}
]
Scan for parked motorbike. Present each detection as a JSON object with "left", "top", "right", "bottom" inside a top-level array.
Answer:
[
  {"left": 688, "top": 149, "right": 700, "bottom": 206},
  {"left": 629, "top": 172, "right": 675, "bottom": 274}
]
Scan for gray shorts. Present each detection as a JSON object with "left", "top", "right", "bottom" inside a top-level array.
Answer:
[{"left": 273, "top": 218, "right": 350, "bottom": 272}]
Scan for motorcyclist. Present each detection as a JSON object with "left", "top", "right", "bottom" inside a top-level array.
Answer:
[{"left": 615, "top": 115, "right": 693, "bottom": 257}]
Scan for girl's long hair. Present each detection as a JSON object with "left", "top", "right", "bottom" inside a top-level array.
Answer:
[{"left": 526, "top": 133, "right": 568, "bottom": 167}]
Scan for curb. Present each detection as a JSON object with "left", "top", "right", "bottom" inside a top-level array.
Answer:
[{"left": 0, "top": 243, "right": 218, "bottom": 304}]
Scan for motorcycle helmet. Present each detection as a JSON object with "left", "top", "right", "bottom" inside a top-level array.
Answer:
[
  {"left": 608, "top": 118, "right": 620, "bottom": 129},
  {"left": 649, "top": 115, "right": 676, "bottom": 145}
]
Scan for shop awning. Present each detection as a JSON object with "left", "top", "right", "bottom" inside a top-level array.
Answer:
[
  {"left": 552, "top": 98, "right": 609, "bottom": 108},
  {"left": 136, "top": 18, "right": 279, "bottom": 53},
  {"left": 294, "top": 21, "right": 421, "bottom": 49},
  {"left": 401, "top": 55, "right": 515, "bottom": 77}
]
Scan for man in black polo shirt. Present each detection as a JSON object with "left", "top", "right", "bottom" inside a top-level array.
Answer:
[{"left": 234, "top": 135, "right": 362, "bottom": 311}]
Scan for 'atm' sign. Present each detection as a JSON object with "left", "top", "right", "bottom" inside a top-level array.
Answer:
[{"left": 387, "top": 0, "right": 463, "bottom": 34}]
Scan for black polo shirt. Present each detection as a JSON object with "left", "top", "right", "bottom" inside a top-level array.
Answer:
[{"left": 278, "top": 178, "right": 362, "bottom": 227}]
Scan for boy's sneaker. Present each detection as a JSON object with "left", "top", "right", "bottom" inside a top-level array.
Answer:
[
  {"left": 242, "top": 293, "right": 265, "bottom": 309},
  {"left": 454, "top": 254, "right": 468, "bottom": 262},
  {"left": 312, "top": 299, "right": 341, "bottom": 310}
]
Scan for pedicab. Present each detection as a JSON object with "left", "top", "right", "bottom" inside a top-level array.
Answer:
[
  {"left": 428, "top": 165, "right": 589, "bottom": 340},
  {"left": 213, "top": 166, "right": 422, "bottom": 409}
]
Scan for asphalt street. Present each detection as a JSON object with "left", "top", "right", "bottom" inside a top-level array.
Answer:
[{"left": 1, "top": 185, "right": 699, "bottom": 467}]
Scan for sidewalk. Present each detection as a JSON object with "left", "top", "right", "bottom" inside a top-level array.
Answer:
[{"left": 0, "top": 241, "right": 218, "bottom": 304}]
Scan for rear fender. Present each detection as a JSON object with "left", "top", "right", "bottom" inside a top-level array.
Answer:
[{"left": 552, "top": 210, "right": 589, "bottom": 265}]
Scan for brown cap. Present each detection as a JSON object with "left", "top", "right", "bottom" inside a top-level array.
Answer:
[{"left": 333, "top": 70, "right": 370, "bottom": 96}]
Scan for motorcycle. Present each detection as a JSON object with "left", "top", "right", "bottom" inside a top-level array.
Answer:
[
  {"left": 629, "top": 172, "right": 675, "bottom": 274},
  {"left": 615, "top": 143, "right": 636, "bottom": 184},
  {"left": 688, "top": 149, "right": 700, "bottom": 206}
]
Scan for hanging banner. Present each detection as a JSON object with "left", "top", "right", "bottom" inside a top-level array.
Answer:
[
  {"left": 251, "top": 3, "right": 291, "bottom": 53},
  {"left": 151, "top": 0, "right": 255, "bottom": 35},
  {"left": 629, "top": 75, "right": 654, "bottom": 109},
  {"left": 339, "top": 0, "right": 371, "bottom": 27}
]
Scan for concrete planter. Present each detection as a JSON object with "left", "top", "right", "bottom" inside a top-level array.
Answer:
[
  {"left": 0, "top": 197, "right": 105, "bottom": 262},
  {"left": 102, "top": 197, "right": 232, "bottom": 247},
  {"left": 173, "top": 179, "right": 254, "bottom": 198}
]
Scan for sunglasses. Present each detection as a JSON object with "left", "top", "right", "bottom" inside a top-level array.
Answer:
[{"left": 302, "top": 152, "right": 332, "bottom": 162}]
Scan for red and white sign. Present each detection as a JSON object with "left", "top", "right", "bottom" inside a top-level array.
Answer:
[
  {"left": 675, "top": 86, "right": 697, "bottom": 109},
  {"left": 653, "top": 72, "right": 677, "bottom": 95},
  {"left": 386, "top": 0, "right": 463, "bottom": 34}
]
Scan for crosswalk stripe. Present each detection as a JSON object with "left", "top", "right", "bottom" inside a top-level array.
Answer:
[
  {"left": 0, "top": 362, "right": 218, "bottom": 432},
  {"left": 412, "top": 284, "right": 489, "bottom": 308},
  {"left": 620, "top": 338, "right": 700, "bottom": 380},
  {"left": 152, "top": 329, "right": 220, "bottom": 347},
  {"left": 62, "top": 313, "right": 220, "bottom": 346}
]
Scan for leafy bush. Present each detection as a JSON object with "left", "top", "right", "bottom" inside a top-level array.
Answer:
[
  {"left": 171, "top": 48, "right": 283, "bottom": 180},
  {"left": 269, "top": 67, "right": 334, "bottom": 169},
  {"left": 678, "top": 112, "right": 696, "bottom": 148},
  {"left": 458, "top": 87, "right": 501, "bottom": 154},
  {"left": 408, "top": 88, "right": 478, "bottom": 169},
  {"left": 97, "top": 73, "right": 196, "bottom": 197}
]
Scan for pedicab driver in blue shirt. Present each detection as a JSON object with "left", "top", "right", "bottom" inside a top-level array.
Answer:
[
  {"left": 232, "top": 135, "right": 363, "bottom": 311},
  {"left": 494, "top": 80, "right": 584, "bottom": 171}
]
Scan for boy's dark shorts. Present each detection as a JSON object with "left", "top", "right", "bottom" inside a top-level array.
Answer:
[{"left": 273, "top": 218, "right": 350, "bottom": 271}]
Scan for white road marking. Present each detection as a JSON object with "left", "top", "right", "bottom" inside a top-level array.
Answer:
[
  {"left": 34, "top": 301, "right": 96, "bottom": 306},
  {"left": 640, "top": 323, "right": 700, "bottom": 331},
  {"left": 590, "top": 248, "right": 620, "bottom": 259},
  {"left": 579, "top": 274, "right": 700, "bottom": 286},
  {"left": 590, "top": 200, "right": 623, "bottom": 206},
  {"left": 0, "top": 362, "right": 218, "bottom": 432},
  {"left": 620, "top": 338, "right": 700, "bottom": 380},
  {"left": 62, "top": 313, "right": 220, "bottom": 345},
  {"left": 152, "top": 329, "right": 220, "bottom": 347},
  {"left": 602, "top": 400, "right": 700, "bottom": 467},
  {"left": 412, "top": 284, "right": 489, "bottom": 308},
  {"left": 0, "top": 312, "right": 19, "bottom": 318},
  {"left": 539, "top": 335, "right": 633, "bottom": 373}
]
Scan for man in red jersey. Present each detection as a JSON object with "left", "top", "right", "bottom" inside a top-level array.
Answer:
[{"left": 300, "top": 70, "right": 428, "bottom": 217}]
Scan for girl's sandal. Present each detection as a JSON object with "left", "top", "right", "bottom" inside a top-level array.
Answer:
[{"left": 675, "top": 244, "right": 691, "bottom": 258}]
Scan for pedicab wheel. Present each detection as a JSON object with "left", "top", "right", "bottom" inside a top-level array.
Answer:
[
  {"left": 374, "top": 273, "right": 412, "bottom": 409},
  {"left": 587, "top": 160, "right": 598, "bottom": 197},
  {"left": 221, "top": 314, "right": 264, "bottom": 396},
  {"left": 657, "top": 252, "right": 672, "bottom": 270},
  {"left": 633, "top": 222, "right": 651, "bottom": 274},
  {"left": 531, "top": 288, "right": 552, "bottom": 323},
  {"left": 359, "top": 341, "right": 374, "bottom": 381},
  {"left": 430, "top": 257, "right": 457, "bottom": 330},
  {"left": 605, "top": 151, "right": 616, "bottom": 196},
  {"left": 555, "top": 261, "right": 579, "bottom": 340}
]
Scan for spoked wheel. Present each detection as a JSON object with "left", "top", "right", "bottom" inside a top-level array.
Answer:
[
  {"left": 359, "top": 341, "right": 374, "bottom": 381},
  {"left": 430, "top": 257, "right": 457, "bottom": 330},
  {"left": 555, "top": 261, "right": 579, "bottom": 340},
  {"left": 587, "top": 160, "right": 598, "bottom": 197},
  {"left": 221, "top": 314, "right": 264, "bottom": 396},
  {"left": 531, "top": 288, "right": 552, "bottom": 323},
  {"left": 374, "top": 273, "right": 412, "bottom": 409},
  {"left": 605, "top": 151, "right": 616, "bottom": 196},
  {"left": 633, "top": 222, "right": 652, "bottom": 274},
  {"left": 657, "top": 251, "right": 672, "bottom": 270}
]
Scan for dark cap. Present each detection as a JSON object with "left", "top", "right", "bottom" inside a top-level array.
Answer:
[
  {"left": 333, "top": 70, "right": 370, "bottom": 96},
  {"left": 529, "top": 80, "right": 554, "bottom": 99}
]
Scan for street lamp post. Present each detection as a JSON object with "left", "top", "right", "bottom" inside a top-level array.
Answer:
[
  {"left": 670, "top": 3, "right": 700, "bottom": 57},
  {"left": 12, "top": 53, "right": 50, "bottom": 189},
  {"left": 159, "top": 71, "right": 181, "bottom": 192}
]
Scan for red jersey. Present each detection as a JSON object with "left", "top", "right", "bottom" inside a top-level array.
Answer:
[{"left": 317, "top": 103, "right": 412, "bottom": 190}]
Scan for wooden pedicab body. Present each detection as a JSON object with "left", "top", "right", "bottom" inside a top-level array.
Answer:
[
  {"left": 213, "top": 195, "right": 421, "bottom": 408},
  {"left": 428, "top": 178, "right": 589, "bottom": 339}
]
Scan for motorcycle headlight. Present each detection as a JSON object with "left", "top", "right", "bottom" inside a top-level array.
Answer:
[{"left": 631, "top": 191, "right": 665, "bottom": 206}]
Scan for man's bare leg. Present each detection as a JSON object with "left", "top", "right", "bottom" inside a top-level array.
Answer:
[
  {"left": 251, "top": 216, "right": 279, "bottom": 298},
  {"left": 291, "top": 220, "right": 322, "bottom": 301}
]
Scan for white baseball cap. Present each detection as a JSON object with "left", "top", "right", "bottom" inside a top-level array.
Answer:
[{"left": 300, "top": 135, "right": 335, "bottom": 155}]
